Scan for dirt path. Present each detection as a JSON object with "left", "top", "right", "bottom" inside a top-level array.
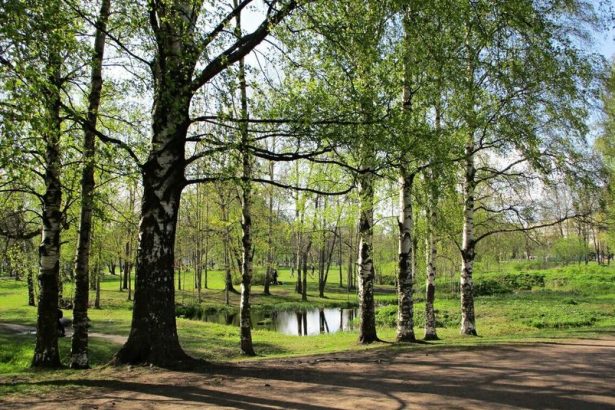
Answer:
[
  {"left": 0, "top": 322, "right": 127, "bottom": 345},
  {"left": 2, "top": 337, "right": 615, "bottom": 409}
]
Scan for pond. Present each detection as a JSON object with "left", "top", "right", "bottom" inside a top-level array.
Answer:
[{"left": 197, "top": 308, "right": 359, "bottom": 336}]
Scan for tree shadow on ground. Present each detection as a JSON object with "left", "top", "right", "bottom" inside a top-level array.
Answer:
[{"left": 3, "top": 339, "right": 614, "bottom": 409}]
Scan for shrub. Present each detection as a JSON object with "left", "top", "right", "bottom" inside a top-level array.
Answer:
[
  {"left": 232, "top": 269, "right": 267, "bottom": 286},
  {"left": 473, "top": 273, "right": 545, "bottom": 296},
  {"left": 473, "top": 279, "right": 511, "bottom": 296}
]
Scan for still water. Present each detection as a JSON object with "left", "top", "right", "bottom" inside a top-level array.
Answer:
[{"left": 198, "top": 308, "right": 359, "bottom": 336}]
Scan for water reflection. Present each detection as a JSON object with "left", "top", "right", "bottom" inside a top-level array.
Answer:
[{"left": 199, "top": 307, "right": 357, "bottom": 336}]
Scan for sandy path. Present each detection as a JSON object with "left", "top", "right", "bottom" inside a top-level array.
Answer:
[{"left": 2, "top": 337, "right": 615, "bottom": 409}]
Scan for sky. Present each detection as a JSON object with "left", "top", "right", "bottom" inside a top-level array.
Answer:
[{"left": 595, "top": 27, "right": 615, "bottom": 61}]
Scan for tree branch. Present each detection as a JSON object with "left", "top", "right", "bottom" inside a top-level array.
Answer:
[{"left": 191, "top": 0, "right": 298, "bottom": 91}]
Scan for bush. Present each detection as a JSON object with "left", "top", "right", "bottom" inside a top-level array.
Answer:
[
  {"left": 473, "top": 273, "right": 545, "bottom": 296},
  {"left": 473, "top": 279, "right": 511, "bottom": 296},
  {"left": 232, "top": 269, "right": 267, "bottom": 286}
]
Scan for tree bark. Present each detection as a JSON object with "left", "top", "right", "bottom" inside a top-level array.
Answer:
[
  {"left": 114, "top": 147, "right": 188, "bottom": 365},
  {"left": 301, "top": 236, "right": 312, "bottom": 302},
  {"left": 347, "top": 224, "right": 356, "bottom": 291},
  {"left": 204, "top": 197, "right": 209, "bottom": 290},
  {"left": 264, "top": 157, "right": 275, "bottom": 295},
  {"left": 396, "top": 168, "right": 416, "bottom": 342},
  {"left": 294, "top": 183, "right": 304, "bottom": 294},
  {"left": 339, "top": 228, "right": 344, "bottom": 288},
  {"left": 32, "top": 37, "right": 63, "bottom": 368},
  {"left": 27, "top": 267, "right": 36, "bottom": 307},
  {"left": 395, "top": 4, "right": 417, "bottom": 343},
  {"left": 239, "top": 114, "right": 255, "bottom": 356},
  {"left": 236, "top": 6, "right": 255, "bottom": 355},
  {"left": 113, "top": 21, "right": 193, "bottom": 364},
  {"left": 357, "top": 146, "right": 378, "bottom": 344},
  {"left": 94, "top": 264, "right": 101, "bottom": 309},
  {"left": 318, "top": 197, "right": 327, "bottom": 298},
  {"left": 71, "top": 0, "right": 110, "bottom": 369},
  {"left": 122, "top": 241, "right": 129, "bottom": 290},
  {"left": 424, "top": 171, "right": 438, "bottom": 340},
  {"left": 460, "top": 139, "right": 478, "bottom": 336},
  {"left": 322, "top": 227, "right": 338, "bottom": 297}
]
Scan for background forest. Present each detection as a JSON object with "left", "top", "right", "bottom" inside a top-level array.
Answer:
[{"left": 1, "top": 0, "right": 615, "bottom": 371}]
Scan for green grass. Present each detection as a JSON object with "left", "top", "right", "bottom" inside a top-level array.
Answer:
[{"left": 1, "top": 260, "right": 615, "bottom": 394}]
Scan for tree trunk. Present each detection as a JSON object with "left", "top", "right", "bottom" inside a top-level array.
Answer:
[
  {"left": 264, "top": 158, "right": 275, "bottom": 295},
  {"left": 294, "top": 182, "right": 304, "bottom": 294},
  {"left": 460, "top": 139, "right": 477, "bottom": 336},
  {"left": 357, "top": 149, "right": 378, "bottom": 344},
  {"left": 71, "top": 0, "right": 110, "bottom": 369},
  {"left": 424, "top": 171, "right": 438, "bottom": 340},
  {"left": 295, "top": 245, "right": 303, "bottom": 293},
  {"left": 204, "top": 198, "right": 209, "bottom": 290},
  {"left": 322, "top": 224, "right": 339, "bottom": 297},
  {"left": 122, "top": 241, "right": 130, "bottom": 290},
  {"left": 339, "top": 228, "right": 344, "bottom": 288},
  {"left": 239, "top": 153, "right": 256, "bottom": 356},
  {"left": 396, "top": 168, "right": 415, "bottom": 342},
  {"left": 318, "top": 198, "right": 327, "bottom": 298},
  {"left": 127, "top": 257, "right": 132, "bottom": 301},
  {"left": 32, "top": 44, "right": 63, "bottom": 369},
  {"left": 220, "top": 198, "right": 239, "bottom": 295},
  {"left": 27, "top": 268, "right": 36, "bottom": 307},
  {"left": 347, "top": 224, "right": 355, "bottom": 291},
  {"left": 118, "top": 256, "right": 123, "bottom": 291},
  {"left": 114, "top": 161, "right": 188, "bottom": 364},
  {"left": 177, "top": 259, "right": 182, "bottom": 290},
  {"left": 301, "top": 239, "right": 312, "bottom": 302},
  {"left": 94, "top": 265, "right": 101, "bottom": 309},
  {"left": 194, "top": 183, "right": 202, "bottom": 301},
  {"left": 113, "top": 57, "right": 192, "bottom": 367},
  {"left": 236, "top": 15, "right": 255, "bottom": 355},
  {"left": 224, "top": 240, "right": 235, "bottom": 293}
]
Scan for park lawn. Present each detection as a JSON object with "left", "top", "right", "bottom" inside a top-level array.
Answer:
[{"left": 1, "top": 260, "right": 615, "bottom": 395}]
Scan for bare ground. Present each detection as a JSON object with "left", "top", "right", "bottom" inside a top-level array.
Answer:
[
  {"left": 0, "top": 322, "right": 126, "bottom": 344},
  {"left": 2, "top": 336, "right": 615, "bottom": 409}
]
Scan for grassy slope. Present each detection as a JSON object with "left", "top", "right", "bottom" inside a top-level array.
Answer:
[{"left": 1, "top": 261, "right": 614, "bottom": 384}]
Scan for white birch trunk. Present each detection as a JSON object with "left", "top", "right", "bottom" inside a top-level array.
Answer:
[
  {"left": 358, "top": 143, "right": 377, "bottom": 343},
  {"left": 396, "top": 169, "right": 415, "bottom": 342},
  {"left": 424, "top": 170, "right": 438, "bottom": 340},
  {"left": 460, "top": 139, "right": 477, "bottom": 335}
]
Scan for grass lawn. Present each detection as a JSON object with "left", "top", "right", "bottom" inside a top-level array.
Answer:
[{"left": 1, "top": 259, "right": 615, "bottom": 394}]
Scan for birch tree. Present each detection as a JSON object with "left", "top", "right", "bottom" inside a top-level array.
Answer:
[
  {"left": 110, "top": 0, "right": 298, "bottom": 365},
  {"left": 70, "top": 0, "right": 111, "bottom": 369},
  {"left": 450, "top": 0, "right": 602, "bottom": 335}
]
